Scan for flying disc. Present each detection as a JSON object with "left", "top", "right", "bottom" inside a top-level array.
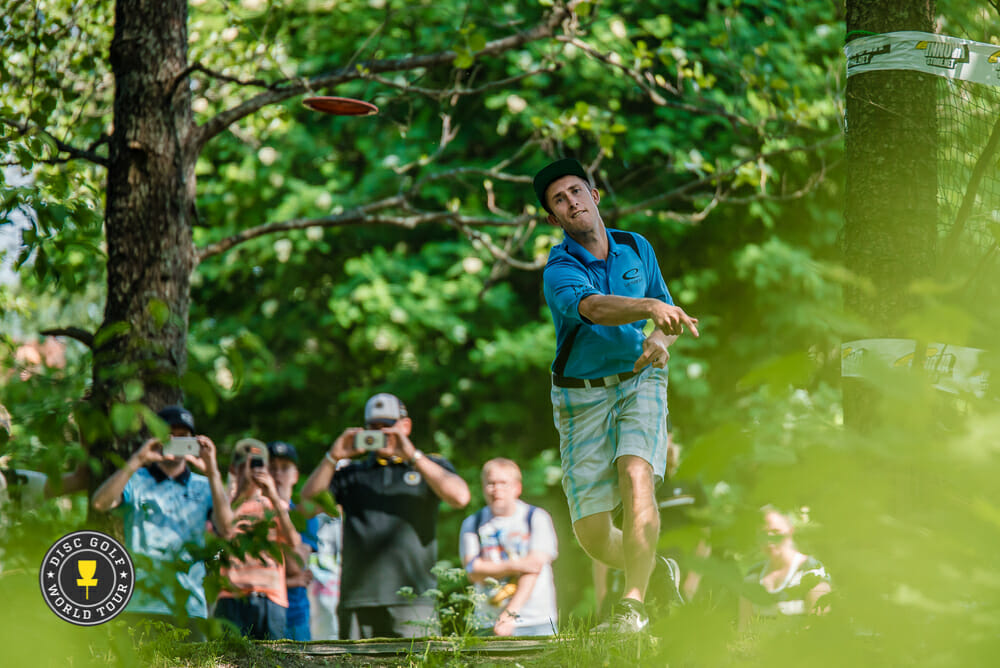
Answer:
[{"left": 303, "top": 96, "right": 379, "bottom": 116}]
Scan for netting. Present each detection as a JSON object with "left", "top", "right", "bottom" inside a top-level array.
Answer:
[{"left": 937, "top": 76, "right": 1000, "bottom": 259}]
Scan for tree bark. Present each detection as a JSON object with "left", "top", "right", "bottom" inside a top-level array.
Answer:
[
  {"left": 844, "top": 0, "right": 937, "bottom": 429},
  {"left": 95, "top": 0, "right": 195, "bottom": 466}
]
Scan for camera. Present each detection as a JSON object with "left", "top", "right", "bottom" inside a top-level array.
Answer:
[
  {"left": 163, "top": 436, "right": 200, "bottom": 457},
  {"left": 249, "top": 456, "right": 265, "bottom": 468},
  {"left": 354, "top": 430, "right": 386, "bottom": 451}
]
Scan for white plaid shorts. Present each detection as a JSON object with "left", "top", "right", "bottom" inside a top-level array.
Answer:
[{"left": 550, "top": 366, "right": 669, "bottom": 523}]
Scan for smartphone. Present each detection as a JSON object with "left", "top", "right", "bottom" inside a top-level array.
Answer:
[
  {"left": 353, "top": 430, "right": 386, "bottom": 452},
  {"left": 163, "top": 436, "right": 200, "bottom": 458}
]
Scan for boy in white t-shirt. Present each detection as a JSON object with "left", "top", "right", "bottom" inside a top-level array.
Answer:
[{"left": 460, "top": 458, "right": 558, "bottom": 636}]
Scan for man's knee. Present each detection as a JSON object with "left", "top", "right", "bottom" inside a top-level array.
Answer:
[
  {"left": 573, "top": 512, "right": 614, "bottom": 560},
  {"left": 616, "top": 454, "right": 654, "bottom": 486}
]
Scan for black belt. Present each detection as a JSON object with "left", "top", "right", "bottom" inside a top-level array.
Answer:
[{"left": 552, "top": 371, "right": 637, "bottom": 388}]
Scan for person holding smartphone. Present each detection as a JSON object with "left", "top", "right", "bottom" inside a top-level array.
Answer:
[
  {"left": 91, "top": 405, "right": 233, "bottom": 640},
  {"left": 213, "top": 438, "right": 301, "bottom": 640},
  {"left": 301, "top": 393, "right": 471, "bottom": 639}
]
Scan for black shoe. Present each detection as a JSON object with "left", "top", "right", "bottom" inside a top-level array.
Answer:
[{"left": 648, "top": 555, "right": 685, "bottom": 609}]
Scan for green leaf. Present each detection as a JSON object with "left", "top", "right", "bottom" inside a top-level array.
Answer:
[
  {"left": 141, "top": 405, "right": 171, "bottom": 442},
  {"left": 110, "top": 403, "right": 140, "bottom": 437},
  {"left": 94, "top": 321, "right": 132, "bottom": 349},
  {"left": 123, "top": 379, "right": 144, "bottom": 402},
  {"left": 181, "top": 370, "right": 219, "bottom": 415},
  {"left": 148, "top": 298, "right": 170, "bottom": 330},
  {"left": 467, "top": 32, "right": 486, "bottom": 53}
]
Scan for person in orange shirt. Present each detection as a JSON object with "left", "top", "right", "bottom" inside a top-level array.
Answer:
[{"left": 213, "top": 438, "right": 300, "bottom": 639}]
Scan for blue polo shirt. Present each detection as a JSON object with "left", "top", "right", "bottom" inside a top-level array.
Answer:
[
  {"left": 543, "top": 228, "right": 672, "bottom": 379},
  {"left": 119, "top": 465, "right": 215, "bottom": 618}
]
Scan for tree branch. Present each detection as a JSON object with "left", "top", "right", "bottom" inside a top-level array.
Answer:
[
  {"left": 451, "top": 221, "right": 546, "bottom": 272},
  {"left": 559, "top": 36, "right": 755, "bottom": 129},
  {"left": 608, "top": 136, "right": 840, "bottom": 220},
  {"left": 195, "top": 196, "right": 531, "bottom": 262},
  {"left": 0, "top": 117, "right": 109, "bottom": 167},
  {"left": 39, "top": 327, "right": 95, "bottom": 349},
  {"left": 361, "top": 64, "right": 560, "bottom": 101},
  {"left": 167, "top": 61, "right": 275, "bottom": 104},
  {"left": 192, "top": 4, "right": 574, "bottom": 151}
]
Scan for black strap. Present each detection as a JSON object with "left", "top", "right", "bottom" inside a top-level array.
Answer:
[{"left": 553, "top": 231, "right": 640, "bottom": 377}]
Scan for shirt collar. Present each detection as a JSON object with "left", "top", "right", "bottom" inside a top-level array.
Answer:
[
  {"left": 145, "top": 462, "right": 191, "bottom": 486},
  {"left": 562, "top": 228, "right": 619, "bottom": 264}
]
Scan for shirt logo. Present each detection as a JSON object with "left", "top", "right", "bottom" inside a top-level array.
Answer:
[
  {"left": 622, "top": 268, "right": 640, "bottom": 281},
  {"left": 404, "top": 471, "right": 422, "bottom": 486},
  {"left": 39, "top": 530, "right": 135, "bottom": 626}
]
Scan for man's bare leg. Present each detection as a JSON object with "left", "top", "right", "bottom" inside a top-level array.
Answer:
[
  {"left": 618, "top": 455, "right": 659, "bottom": 603},
  {"left": 572, "top": 455, "right": 659, "bottom": 603},
  {"left": 573, "top": 511, "right": 624, "bottom": 569}
]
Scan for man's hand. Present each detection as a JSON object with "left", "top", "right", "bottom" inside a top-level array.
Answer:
[
  {"left": 328, "top": 428, "right": 365, "bottom": 461},
  {"left": 648, "top": 301, "right": 699, "bottom": 338},
  {"left": 188, "top": 435, "right": 223, "bottom": 477},
  {"left": 132, "top": 438, "right": 166, "bottom": 468},
  {"left": 493, "top": 609, "right": 518, "bottom": 637},
  {"left": 381, "top": 423, "right": 416, "bottom": 461},
  {"left": 633, "top": 330, "right": 674, "bottom": 373}
]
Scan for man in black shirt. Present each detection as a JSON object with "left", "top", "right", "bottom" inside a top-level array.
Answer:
[{"left": 301, "top": 393, "right": 470, "bottom": 639}]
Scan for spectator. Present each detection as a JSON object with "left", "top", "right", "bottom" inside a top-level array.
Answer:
[
  {"left": 91, "top": 405, "right": 233, "bottom": 640},
  {"left": 267, "top": 440, "right": 318, "bottom": 641},
  {"left": 308, "top": 511, "right": 343, "bottom": 640},
  {"left": 739, "top": 507, "right": 832, "bottom": 629},
  {"left": 213, "top": 438, "right": 300, "bottom": 640},
  {"left": 534, "top": 157, "right": 699, "bottom": 634},
  {"left": 301, "top": 393, "right": 470, "bottom": 639},
  {"left": 460, "top": 458, "right": 558, "bottom": 636},
  {"left": 0, "top": 403, "right": 89, "bottom": 509}
]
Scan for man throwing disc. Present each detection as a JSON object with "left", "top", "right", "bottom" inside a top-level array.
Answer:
[{"left": 534, "top": 158, "right": 699, "bottom": 633}]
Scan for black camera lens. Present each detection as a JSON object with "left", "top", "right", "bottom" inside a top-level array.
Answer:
[
  {"left": 364, "top": 436, "right": 375, "bottom": 445},
  {"left": 250, "top": 457, "right": 264, "bottom": 468}
]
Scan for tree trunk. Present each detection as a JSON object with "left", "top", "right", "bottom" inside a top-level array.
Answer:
[
  {"left": 843, "top": 0, "right": 936, "bottom": 429},
  {"left": 95, "top": 0, "right": 195, "bottom": 469}
]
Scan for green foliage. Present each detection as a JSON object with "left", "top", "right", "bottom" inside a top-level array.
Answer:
[{"left": 4, "top": 0, "right": 1000, "bottom": 665}]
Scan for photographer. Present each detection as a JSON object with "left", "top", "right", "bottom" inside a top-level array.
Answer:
[
  {"left": 91, "top": 405, "right": 233, "bottom": 640},
  {"left": 213, "top": 438, "right": 300, "bottom": 640},
  {"left": 301, "top": 393, "right": 470, "bottom": 639}
]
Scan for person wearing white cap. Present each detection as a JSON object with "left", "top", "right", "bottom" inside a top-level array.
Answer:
[{"left": 301, "top": 393, "right": 471, "bottom": 639}]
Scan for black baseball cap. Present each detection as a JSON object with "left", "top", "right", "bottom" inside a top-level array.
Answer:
[
  {"left": 533, "top": 158, "right": 591, "bottom": 213},
  {"left": 267, "top": 440, "right": 299, "bottom": 465},
  {"left": 157, "top": 405, "right": 195, "bottom": 434}
]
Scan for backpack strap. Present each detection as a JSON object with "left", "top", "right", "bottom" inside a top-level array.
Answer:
[{"left": 473, "top": 507, "right": 489, "bottom": 533}]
